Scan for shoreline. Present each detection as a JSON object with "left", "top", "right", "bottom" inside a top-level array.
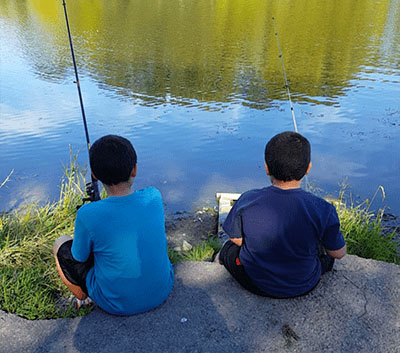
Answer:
[
  {"left": 165, "top": 207, "right": 218, "bottom": 252},
  {"left": 165, "top": 206, "right": 400, "bottom": 250}
]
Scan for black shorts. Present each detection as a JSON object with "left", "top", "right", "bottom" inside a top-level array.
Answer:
[
  {"left": 219, "top": 240, "right": 269, "bottom": 297},
  {"left": 219, "top": 240, "right": 333, "bottom": 298},
  {"left": 56, "top": 240, "right": 94, "bottom": 296}
]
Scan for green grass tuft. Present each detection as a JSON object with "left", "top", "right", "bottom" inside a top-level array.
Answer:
[
  {"left": 167, "top": 248, "right": 183, "bottom": 263},
  {"left": 168, "top": 236, "right": 222, "bottom": 263},
  {"left": 183, "top": 236, "right": 221, "bottom": 262},
  {"left": 0, "top": 154, "right": 92, "bottom": 319},
  {"left": 334, "top": 187, "right": 399, "bottom": 264}
]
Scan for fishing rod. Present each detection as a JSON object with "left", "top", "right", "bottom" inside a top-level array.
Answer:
[
  {"left": 272, "top": 17, "right": 310, "bottom": 188},
  {"left": 62, "top": 0, "right": 100, "bottom": 204},
  {"left": 272, "top": 17, "right": 298, "bottom": 133}
]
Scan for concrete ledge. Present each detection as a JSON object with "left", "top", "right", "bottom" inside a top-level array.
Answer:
[
  {"left": 216, "top": 192, "right": 241, "bottom": 243},
  {"left": 1, "top": 255, "right": 399, "bottom": 353}
]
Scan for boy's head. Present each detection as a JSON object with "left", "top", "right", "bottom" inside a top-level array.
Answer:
[
  {"left": 264, "top": 131, "right": 310, "bottom": 182},
  {"left": 89, "top": 135, "right": 137, "bottom": 186}
]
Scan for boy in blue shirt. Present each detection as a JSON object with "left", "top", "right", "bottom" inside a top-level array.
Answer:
[
  {"left": 53, "top": 135, "right": 174, "bottom": 315},
  {"left": 218, "top": 131, "right": 346, "bottom": 298}
]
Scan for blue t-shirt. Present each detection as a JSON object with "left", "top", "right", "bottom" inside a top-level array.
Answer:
[
  {"left": 71, "top": 187, "right": 174, "bottom": 315},
  {"left": 223, "top": 186, "right": 345, "bottom": 297}
]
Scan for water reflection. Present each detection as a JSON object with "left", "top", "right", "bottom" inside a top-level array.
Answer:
[{"left": 2, "top": 0, "right": 399, "bottom": 108}]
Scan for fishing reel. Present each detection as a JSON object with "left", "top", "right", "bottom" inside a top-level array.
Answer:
[{"left": 77, "top": 180, "right": 101, "bottom": 209}]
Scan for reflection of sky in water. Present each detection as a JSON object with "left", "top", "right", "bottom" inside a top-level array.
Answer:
[{"left": 1, "top": 0, "right": 400, "bottom": 216}]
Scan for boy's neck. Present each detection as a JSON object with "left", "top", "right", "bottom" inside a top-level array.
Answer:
[
  {"left": 271, "top": 178, "right": 302, "bottom": 190},
  {"left": 104, "top": 181, "right": 134, "bottom": 197}
]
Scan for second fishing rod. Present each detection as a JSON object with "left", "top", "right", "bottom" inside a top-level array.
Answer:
[
  {"left": 272, "top": 17, "right": 298, "bottom": 134},
  {"left": 62, "top": 0, "right": 100, "bottom": 204},
  {"left": 272, "top": 17, "right": 310, "bottom": 189}
]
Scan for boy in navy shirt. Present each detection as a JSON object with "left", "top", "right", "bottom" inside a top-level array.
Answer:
[
  {"left": 53, "top": 135, "right": 174, "bottom": 314},
  {"left": 218, "top": 131, "right": 346, "bottom": 298}
]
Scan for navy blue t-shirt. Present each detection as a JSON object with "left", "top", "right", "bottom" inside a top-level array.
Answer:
[{"left": 223, "top": 186, "right": 345, "bottom": 297}]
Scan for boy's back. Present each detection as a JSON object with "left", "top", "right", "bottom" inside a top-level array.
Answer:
[
  {"left": 223, "top": 186, "right": 344, "bottom": 297},
  {"left": 72, "top": 187, "right": 174, "bottom": 315},
  {"left": 54, "top": 135, "right": 174, "bottom": 315},
  {"left": 218, "top": 131, "right": 346, "bottom": 298}
]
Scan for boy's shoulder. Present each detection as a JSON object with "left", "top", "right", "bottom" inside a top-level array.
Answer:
[
  {"left": 133, "top": 186, "right": 162, "bottom": 199},
  {"left": 239, "top": 188, "right": 264, "bottom": 202},
  {"left": 232, "top": 187, "right": 269, "bottom": 211},
  {"left": 298, "top": 189, "right": 336, "bottom": 209},
  {"left": 77, "top": 187, "right": 162, "bottom": 215},
  {"left": 237, "top": 187, "right": 335, "bottom": 213}
]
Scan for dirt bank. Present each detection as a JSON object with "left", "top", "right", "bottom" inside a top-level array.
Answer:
[{"left": 165, "top": 208, "right": 218, "bottom": 251}]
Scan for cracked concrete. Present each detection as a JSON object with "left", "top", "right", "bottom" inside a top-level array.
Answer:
[
  {"left": 1, "top": 255, "right": 399, "bottom": 353},
  {"left": 341, "top": 273, "right": 369, "bottom": 319}
]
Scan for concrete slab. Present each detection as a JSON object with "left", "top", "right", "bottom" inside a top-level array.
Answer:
[
  {"left": 216, "top": 192, "right": 240, "bottom": 243},
  {"left": 1, "top": 256, "right": 399, "bottom": 353}
]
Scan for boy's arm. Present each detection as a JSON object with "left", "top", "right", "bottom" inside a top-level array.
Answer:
[
  {"left": 71, "top": 213, "right": 92, "bottom": 262},
  {"left": 326, "top": 244, "right": 346, "bottom": 259},
  {"left": 322, "top": 206, "right": 346, "bottom": 259},
  {"left": 223, "top": 199, "right": 244, "bottom": 247}
]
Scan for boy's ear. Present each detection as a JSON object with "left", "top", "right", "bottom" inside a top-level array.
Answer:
[
  {"left": 305, "top": 161, "right": 312, "bottom": 175},
  {"left": 264, "top": 162, "right": 270, "bottom": 175},
  {"left": 131, "top": 164, "right": 138, "bottom": 178}
]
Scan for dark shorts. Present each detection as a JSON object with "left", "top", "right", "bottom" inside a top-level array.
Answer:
[
  {"left": 56, "top": 240, "right": 94, "bottom": 296},
  {"left": 219, "top": 240, "right": 334, "bottom": 298}
]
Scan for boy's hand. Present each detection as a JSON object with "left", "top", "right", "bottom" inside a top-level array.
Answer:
[{"left": 230, "top": 237, "right": 243, "bottom": 247}]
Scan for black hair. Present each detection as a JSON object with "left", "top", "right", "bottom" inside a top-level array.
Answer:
[
  {"left": 89, "top": 135, "right": 137, "bottom": 186},
  {"left": 264, "top": 131, "right": 310, "bottom": 182}
]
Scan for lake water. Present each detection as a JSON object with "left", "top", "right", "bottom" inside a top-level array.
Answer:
[{"left": 1, "top": 0, "right": 399, "bottom": 215}]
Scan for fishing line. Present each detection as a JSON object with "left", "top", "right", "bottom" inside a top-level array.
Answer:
[
  {"left": 272, "top": 17, "right": 298, "bottom": 133},
  {"left": 272, "top": 17, "right": 310, "bottom": 188},
  {"left": 62, "top": 0, "right": 100, "bottom": 203}
]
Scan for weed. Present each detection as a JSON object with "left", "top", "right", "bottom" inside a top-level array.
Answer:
[
  {"left": 168, "top": 236, "right": 221, "bottom": 263},
  {"left": 182, "top": 236, "right": 221, "bottom": 261},
  {"left": 0, "top": 154, "right": 92, "bottom": 319},
  {"left": 334, "top": 186, "right": 399, "bottom": 264},
  {"left": 167, "top": 248, "right": 183, "bottom": 263}
]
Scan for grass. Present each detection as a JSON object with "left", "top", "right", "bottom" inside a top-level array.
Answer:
[
  {"left": 0, "top": 160, "right": 398, "bottom": 319},
  {"left": 333, "top": 186, "right": 399, "bottom": 265},
  {"left": 0, "top": 155, "right": 89, "bottom": 319},
  {"left": 168, "top": 235, "right": 221, "bottom": 263}
]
